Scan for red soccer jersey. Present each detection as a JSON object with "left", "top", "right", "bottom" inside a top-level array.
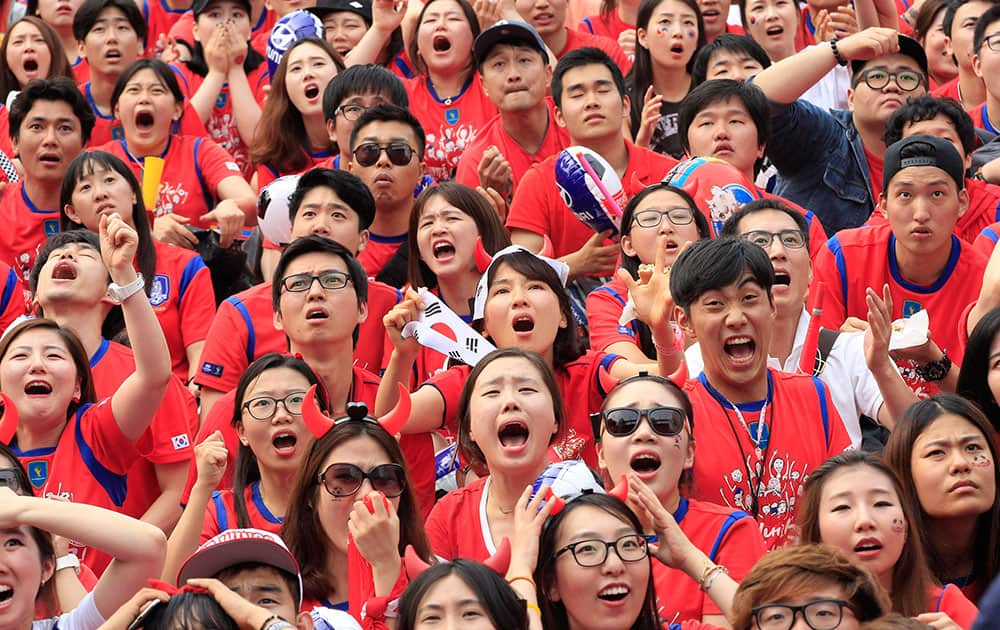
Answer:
[
  {"left": 201, "top": 483, "right": 284, "bottom": 543},
  {"left": 973, "top": 221, "right": 1000, "bottom": 258},
  {"left": 0, "top": 400, "right": 144, "bottom": 574},
  {"left": 928, "top": 585, "right": 979, "bottom": 627},
  {"left": 812, "top": 223, "right": 987, "bottom": 397},
  {"left": 250, "top": 8, "right": 277, "bottom": 57},
  {"left": 685, "top": 370, "right": 851, "bottom": 550},
  {"left": 423, "top": 350, "right": 622, "bottom": 467},
  {"left": 150, "top": 239, "right": 215, "bottom": 379},
  {"left": 454, "top": 100, "right": 571, "bottom": 192},
  {"left": 579, "top": 10, "right": 633, "bottom": 41},
  {"left": 967, "top": 103, "right": 999, "bottom": 134},
  {"left": 0, "top": 181, "right": 61, "bottom": 285},
  {"left": 89, "top": 339, "right": 198, "bottom": 521},
  {"left": 256, "top": 148, "right": 334, "bottom": 190},
  {"left": 84, "top": 81, "right": 208, "bottom": 149},
  {"left": 142, "top": 0, "right": 189, "bottom": 56},
  {"left": 171, "top": 63, "right": 269, "bottom": 179},
  {"left": 73, "top": 57, "right": 91, "bottom": 84},
  {"left": 557, "top": 28, "right": 631, "bottom": 75},
  {"left": 653, "top": 498, "right": 765, "bottom": 623},
  {"left": 405, "top": 73, "right": 498, "bottom": 182},
  {"left": 97, "top": 135, "right": 243, "bottom": 227},
  {"left": 357, "top": 233, "right": 407, "bottom": 279},
  {"left": 424, "top": 476, "right": 492, "bottom": 561},
  {"left": 182, "top": 365, "right": 381, "bottom": 501},
  {"left": 0, "top": 261, "right": 25, "bottom": 333},
  {"left": 194, "top": 280, "right": 400, "bottom": 393},
  {"left": 507, "top": 140, "right": 677, "bottom": 259},
  {"left": 586, "top": 276, "right": 638, "bottom": 353}
]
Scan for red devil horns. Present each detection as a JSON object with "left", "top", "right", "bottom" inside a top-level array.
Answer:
[
  {"left": 539, "top": 236, "right": 555, "bottom": 258},
  {"left": 474, "top": 237, "right": 493, "bottom": 274},
  {"left": 301, "top": 383, "right": 412, "bottom": 438},
  {"left": 608, "top": 474, "right": 629, "bottom": 502},
  {"left": 545, "top": 486, "right": 567, "bottom": 516},
  {"left": 0, "top": 392, "right": 16, "bottom": 424},
  {"left": 598, "top": 367, "right": 620, "bottom": 395},
  {"left": 403, "top": 545, "right": 432, "bottom": 579},
  {"left": 482, "top": 537, "right": 511, "bottom": 575},
  {"left": 667, "top": 360, "right": 688, "bottom": 386}
]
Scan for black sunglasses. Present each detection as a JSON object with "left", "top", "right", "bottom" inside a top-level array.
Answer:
[
  {"left": 318, "top": 462, "right": 406, "bottom": 498},
  {"left": 352, "top": 142, "right": 415, "bottom": 167},
  {"left": 602, "top": 406, "right": 687, "bottom": 437}
]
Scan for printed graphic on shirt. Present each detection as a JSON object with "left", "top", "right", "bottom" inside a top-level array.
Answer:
[{"left": 719, "top": 450, "right": 808, "bottom": 544}]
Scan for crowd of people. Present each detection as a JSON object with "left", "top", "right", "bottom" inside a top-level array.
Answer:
[{"left": 0, "top": 0, "right": 999, "bottom": 627}]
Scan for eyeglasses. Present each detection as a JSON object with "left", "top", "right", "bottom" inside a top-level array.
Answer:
[
  {"left": 280, "top": 270, "right": 352, "bottom": 293},
  {"left": 982, "top": 33, "right": 1000, "bottom": 52},
  {"left": 741, "top": 229, "right": 806, "bottom": 250},
  {"left": 602, "top": 406, "right": 687, "bottom": 437},
  {"left": 857, "top": 68, "right": 924, "bottom": 92},
  {"left": 335, "top": 103, "right": 373, "bottom": 121},
  {"left": 352, "top": 142, "right": 415, "bottom": 167},
  {"left": 555, "top": 534, "right": 649, "bottom": 567},
  {"left": 242, "top": 392, "right": 306, "bottom": 420},
  {"left": 752, "top": 599, "right": 853, "bottom": 630},
  {"left": 318, "top": 462, "right": 407, "bottom": 498},
  {"left": 632, "top": 207, "right": 695, "bottom": 228}
]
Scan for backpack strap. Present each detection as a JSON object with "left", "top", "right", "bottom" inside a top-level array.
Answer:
[{"left": 812, "top": 327, "right": 840, "bottom": 377}]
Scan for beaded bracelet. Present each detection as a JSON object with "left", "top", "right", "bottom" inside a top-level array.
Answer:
[{"left": 830, "top": 38, "right": 848, "bottom": 66}]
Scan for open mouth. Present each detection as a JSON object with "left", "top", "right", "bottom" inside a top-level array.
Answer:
[
  {"left": 106, "top": 50, "right": 121, "bottom": 61},
  {"left": 773, "top": 272, "right": 791, "bottom": 286},
  {"left": 135, "top": 111, "right": 155, "bottom": 130},
  {"left": 24, "top": 380, "right": 52, "bottom": 395},
  {"left": 432, "top": 35, "right": 452, "bottom": 52},
  {"left": 305, "top": 308, "right": 329, "bottom": 320},
  {"left": 498, "top": 420, "right": 529, "bottom": 447},
  {"left": 433, "top": 241, "right": 455, "bottom": 260},
  {"left": 38, "top": 153, "right": 60, "bottom": 164},
  {"left": 765, "top": 25, "right": 783, "bottom": 36},
  {"left": 597, "top": 585, "right": 629, "bottom": 602},
  {"left": 853, "top": 540, "right": 882, "bottom": 553},
  {"left": 23, "top": 58, "right": 38, "bottom": 73},
  {"left": 52, "top": 261, "right": 77, "bottom": 280},
  {"left": 670, "top": 42, "right": 684, "bottom": 54},
  {"left": 0, "top": 585, "right": 11, "bottom": 605},
  {"left": 701, "top": 9, "right": 720, "bottom": 18},
  {"left": 304, "top": 84, "right": 320, "bottom": 99},
  {"left": 630, "top": 453, "right": 661, "bottom": 474},
  {"left": 272, "top": 433, "right": 298, "bottom": 452},
  {"left": 512, "top": 315, "right": 535, "bottom": 333},
  {"left": 724, "top": 336, "right": 755, "bottom": 361}
]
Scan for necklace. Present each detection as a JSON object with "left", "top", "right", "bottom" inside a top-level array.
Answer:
[{"left": 488, "top": 485, "right": 515, "bottom": 514}]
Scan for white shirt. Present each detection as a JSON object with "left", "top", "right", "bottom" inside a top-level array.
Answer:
[
  {"left": 33, "top": 593, "right": 104, "bottom": 630},
  {"left": 684, "top": 309, "right": 884, "bottom": 448}
]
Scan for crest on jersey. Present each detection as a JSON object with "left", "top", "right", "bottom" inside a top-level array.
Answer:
[
  {"left": 43, "top": 220, "right": 59, "bottom": 238},
  {"left": 445, "top": 108, "right": 460, "bottom": 125},
  {"left": 902, "top": 300, "right": 923, "bottom": 318},
  {"left": 149, "top": 275, "right": 169, "bottom": 307},
  {"left": 27, "top": 460, "right": 48, "bottom": 489}
]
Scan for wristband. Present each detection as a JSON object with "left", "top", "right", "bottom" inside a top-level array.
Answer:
[
  {"left": 107, "top": 273, "right": 145, "bottom": 303},
  {"left": 699, "top": 564, "right": 729, "bottom": 592},
  {"left": 830, "top": 38, "right": 848, "bottom": 66},
  {"left": 55, "top": 553, "right": 80, "bottom": 574},
  {"left": 508, "top": 575, "right": 537, "bottom": 590}
]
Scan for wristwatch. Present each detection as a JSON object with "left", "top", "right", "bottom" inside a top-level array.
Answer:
[
  {"left": 55, "top": 553, "right": 80, "bottom": 574},
  {"left": 107, "top": 273, "right": 144, "bottom": 304},
  {"left": 915, "top": 351, "right": 952, "bottom": 382}
]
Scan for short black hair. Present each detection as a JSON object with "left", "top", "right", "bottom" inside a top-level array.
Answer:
[
  {"left": 974, "top": 3, "right": 1000, "bottom": 52},
  {"left": 73, "top": 0, "right": 147, "bottom": 42},
  {"left": 322, "top": 64, "right": 408, "bottom": 122},
  {"left": 288, "top": 168, "right": 375, "bottom": 232},
  {"left": 943, "top": 0, "right": 999, "bottom": 38},
  {"left": 883, "top": 95, "right": 977, "bottom": 157},
  {"left": 9, "top": 77, "right": 96, "bottom": 145},
  {"left": 30, "top": 230, "right": 103, "bottom": 296},
  {"left": 111, "top": 59, "right": 185, "bottom": 111},
  {"left": 720, "top": 198, "right": 811, "bottom": 250},
  {"left": 690, "top": 34, "right": 770, "bottom": 86},
  {"left": 677, "top": 79, "right": 770, "bottom": 155},
  {"left": 551, "top": 46, "right": 626, "bottom": 109},
  {"left": 143, "top": 592, "right": 239, "bottom": 630},
  {"left": 670, "top": 236, "right": 775, "bottom": 311},
  {"left": 349, "top": 103, "right": 426, "bottom": 159},
  {"left": 271, "top": 234, "right": 369, "bottom": 313}
]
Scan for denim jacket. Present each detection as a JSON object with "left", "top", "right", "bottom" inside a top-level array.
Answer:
[{"left": 764, "top": 98, "right": 876, "bottom": 235}]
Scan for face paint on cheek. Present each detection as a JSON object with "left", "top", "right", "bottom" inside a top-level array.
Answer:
[
  {"left": 891, "top": 517, "right": 905, "bottom": 533},
  {"left": 656, "top": 27, "right": 667, "bottom": 36},
  {"left": 686, "top": 30, "right": 696, "bottom": 38},
  {"left": 673, "top": 435, "right": 682, "bottom": 450},
  {"left": 749, "top": 15, "right": 756, "bottom": 24},
  {"left": 972, "top": 453, "right": 993, "bottom": 468}
]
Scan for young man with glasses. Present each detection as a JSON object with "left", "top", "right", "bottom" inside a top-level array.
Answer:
[
  {"left": 751, "top": 27, "right": 929, "bottom": 234},
  {"left": 684, "top": 199, "right": 916, "bottom": 448},
  {"left": 347, "top": 103, "right": 426, "bottom": 283},
  {"left": 670, "top": 236, "right": 851, "bottom": 550},
  {"left": 811, "top": 135, "right": 988, "bottom": 397},
  {"left": 971, "top": 5, "right": 1000, "bottom": 135}
]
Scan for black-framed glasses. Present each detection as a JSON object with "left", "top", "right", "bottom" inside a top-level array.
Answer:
[
  {"left": 318, "top": 462, "right": 406, "bottom": 498},
  {"left": 352, "top": 142, "right": 415, "bottom": 167},
  {"left": 741, "top": 229, "right": 806, "bottom": 250},
  {"left": 633, "top": 207, "right": 695, "bottom": 228},
  {"left": 555, "top": 534, "right": 649, "bottom": 567},
  {"left": 752, "top": 599, "right": 853, "bottom": 630},
  {"left": 858, "top": 68, "right": 924, "bottom": 92},
  {"left": 983, "top": 33, "right": 1000, "bottom": 52},
  {"left": 242, "top": 392, "right": 306, "bottom": 420},
  {"left": 335, "top": 103, "right": 372, "bottom": 121},
  {"left": 280, "top": 270, "right": 352, "bottom": 293},
  {"left": 602, "top": 407, "right": 687, "bottom": 437}
]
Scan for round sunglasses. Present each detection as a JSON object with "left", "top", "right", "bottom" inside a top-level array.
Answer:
[{"left": 318, "top": 462, "right": 406, "bottom": 498}]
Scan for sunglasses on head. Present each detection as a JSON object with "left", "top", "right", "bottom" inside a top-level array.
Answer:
[
  {"left": 602, "top": 406, "right": 687, "bottom": 437},
  {"left": 352, "top": 142, "right": 415, "bottom": 167},
  {"left": 318, "top": 462, "right": 406, "bottom": 498}
]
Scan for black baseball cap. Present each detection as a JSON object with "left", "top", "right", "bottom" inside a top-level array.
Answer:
[
  {"left": 192, "top": 0, "right": 252, "bottom": 17},
  {"left": 882, "top": 134, "right": 966, "bottom": 192},
  {"left": 851, "top": 34, "right": 929, "bottom": 81},
  {"left": 309, "top": 0, "right": 372, "bottom": 24},
  {"left": 474, "top": 20, "right": 549, "bottom": 67}
]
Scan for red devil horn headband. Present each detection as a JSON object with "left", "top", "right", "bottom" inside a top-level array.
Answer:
[{"left": 301, "top": 383, "right": 412, "bottom": 438}]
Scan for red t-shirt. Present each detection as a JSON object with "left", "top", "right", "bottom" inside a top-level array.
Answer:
[
  {"left": 142, "top": 0, "right": 189, "bottom": 56},
  {"left": 256, "top": 148, "right": 334, "bottom": 190},
  {"left": 579, "top": 10, "right": 633, "bottom": 41},
  {"left": 405, "top": 73, "right": 499, "bottom": 182},
  {"left": 867, "top": 178, "right": 1000, "bottom": 246},
  {"left": 973, "top": 220, "right": 1000, "bottom": 258},
  {"left": 0, "top": 181, "right": 61, "bottom": 285},
  {"left": 1, "top": 400, "right": 144, "bottom": 574},
  {"left": 967, "top": 103, "right": 998, "bottom": 134},
  {"left": 201, "top": 482, "right": 284, "bottom": 543},
  {"left": 357, "top": 233, "right": 407, "bottom": 279},
  {"left": 84, "top": 81, "right": 208, "bottom": 149},
  {"left": 73, "top": 57, "right": 91, "bottom": 84},
  {"left": 812, "top": 224, "right": 987, "bottom": 397},
  {"left": 171, "top": 62, "right": 270, "bottom": 179},
  {"left": 250, "top": 8, "right": 277, "bottom": 57},
  {"left": 507, "top": 140, "right": 677, "bottom": 258},
  {"left": 928, "top": 585, "right": 979, "bottom": 628},
  {"left": 97, "top": 135, "right": 244, "bottom": 227},
  {"left": 0, "top": 261, "right": 25, "bottom": 333},
  {"left": 453, "top": 99, "right": 571, "bottom": 192},
  {"left": 586, "top": 276, "right": 637, "bottom": 353},
  {"left": 89, "top": 339, "right": 198, "bottom": 521},
  {"left": 424, "top": 476, "right": 492, "bottom": 561},
  {"left": 194, "top": 280, "right": 400, "bottom": 393},
  {"left": 149, "top": 239, "right": 215, "bottom": 379},
  {"left": 864, "top": 145, "right": 884, "bottom": 203},
  {"left": 685, "top": 370, "right": 851, "bottom": 550},
  {"left": 423, "top": 350, "right": 622, "bottom": 467},
  {"left": 653, "top": 498, "right": 765, "bottom": 623},
  {"left": 932, "top": 77, "right": 962, "bottom": 103},
  {"left": 557, "top": 28, "right": 631, "bottom": 75}
]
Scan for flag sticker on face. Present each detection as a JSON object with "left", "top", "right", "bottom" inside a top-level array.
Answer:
[
  {"left": 225, "top": 162, "right": 241, "bottom": 172},
  {"left": 171, "top": 434, "right": 191, "bottom": 450}
]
